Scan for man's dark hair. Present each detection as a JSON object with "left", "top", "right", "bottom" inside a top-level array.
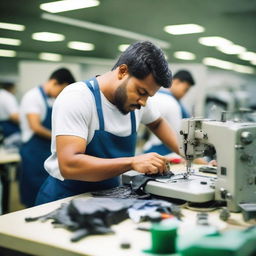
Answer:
[
  {"left": 49, "top": 68, "right": 75, "bottom": 85},
  {"left": 173, "top": 70, "right": 195, "bottom": 86},
  {"left": 112, "top": 41, "right": 172, "bottom": 88},
  {"left": 0, "top": 82, "right": 15, "bottom": 91}
]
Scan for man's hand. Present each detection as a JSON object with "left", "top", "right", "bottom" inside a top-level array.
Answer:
[{"left": 131, "top": 153, "right": 168, "bottom": 175}]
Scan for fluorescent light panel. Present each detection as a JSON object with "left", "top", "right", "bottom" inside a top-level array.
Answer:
[
  {"left": 42, "top": 13, "right": 170, "bottom": 49},
  {"left": 32, "top": 32, "right": 65, "bottom": 42},
  {"left": 39, "top": 52, "right": 62, "bottom": 61},
  {"left": 232, "top": 64, "right": 254, "bottom": 74},
  {"left": 118, "top": 44, "right": 129, "bottom": 52},
  {"left": 250, "top": 60, "right": 256, "bottom": 65},
  {"left": 174, "top": 51, "right": 196, "bottom": 60},
  {"left": 0, "top": 49, "right": 16, "bottom": 57},
  {"left": 68, "top": 41, "right": 94, "bottom": 51},
  {"left": 238, "top": 51, "right": 256, "bottom": 61},
  {"left": 203, "top": 57, "right": 255, "bottom": 74},
  {"left": 217, "top": 44, "right": 246, "bottom": 55},
  {"left": 40, "top": 0, "right": 100, "bottom": 13},
  {"left": 164, "top": 24, "right": 204, "bottom": 35},
  {"left": 198, "top": 36, "right": 232, "bottom": 47},
  {"left": 0, "top": 37, "right": 21, "bottom": 46},
  {"left": 0, "top": 22, "right": 25, "bottom": 31}
]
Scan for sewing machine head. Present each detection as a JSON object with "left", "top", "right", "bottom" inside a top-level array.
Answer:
[{"left": 179, "top": 117, "right": 256, "bottom": 212}]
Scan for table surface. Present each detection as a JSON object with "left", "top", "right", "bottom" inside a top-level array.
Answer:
[
  {"left": 0, "top": 165, "right": 254, "bottom": 256},
  {"left": 0, "top": 194, "right": 254, "bottom": 256},
  {"left": 0, "top": 148, "right": 20, "bottom": 165}
]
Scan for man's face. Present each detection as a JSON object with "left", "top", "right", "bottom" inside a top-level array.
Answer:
[
  {"left": 114, "top": 74, "right": 160, "bottom": 115},
  {"left": 50, "top": 80, "right": 68, "bottom": 98},
  {"left": 171, "top": 80, "right": 191, "bottom": 100}
]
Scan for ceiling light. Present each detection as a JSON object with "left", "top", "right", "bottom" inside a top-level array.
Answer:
[
  {"left": 39, "top": 52, "right": 62, "bottom": 61},
  {"left": 0, "top": 37, "right": 21, "bottom": 46},
  {"left": 42, "top": 13, "right": 170, "bottom": 49},
  {"left": 238, "top": 51, "right": 256, "bottom": 61},
  {"left": 40, "top": 0, "right": 100, "bottom": 13},
  {"left": 198, "top": 36, "right": 232, "bottom": 47},
  {"left": 32, "top": 32, "right": 65, "bottom": 42},
  {"left": 203, "top": 57, "right": 233, "bottom": 70},
  {"left": 232, "top": 64, "right": 254, "bottom": 74},
  {"left": 0, "top": 49, "right": 16, "bottom": 57},
  {"left": 203, "top": 57, "right": 255, "bottom": 74},
  {"left": 68, "top": 41, "right": 94, "bottom": 51},
  {"left": 174, "top": 51, "right": 196, "bottom": 60},
  {"left": 0, "top": 22, "right": 25, "bottom": 31},
  {"left": 118, "top": 44, "right": 129, "bottom": 52},
  {"left": 164, "top": 24, "right": 204, "bottom": 35},
  {"left": 250, "top": 60, "right": 256, "bottom": 65},
  {"left": 217, "top": 44, "right": 246, "bottom": 55}
]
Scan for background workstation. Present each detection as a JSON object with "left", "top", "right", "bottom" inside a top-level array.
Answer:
[{"left": 0, "top": 0, "right": 256, "bottom": 255}]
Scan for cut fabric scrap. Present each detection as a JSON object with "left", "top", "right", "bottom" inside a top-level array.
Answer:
[{"left": 25, "top": 197, "right": 180, "bottom": 241}]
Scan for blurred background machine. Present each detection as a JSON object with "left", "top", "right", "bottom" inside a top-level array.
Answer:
[{"left": 204, "top": 84, "right": 256, "bottom": 122}]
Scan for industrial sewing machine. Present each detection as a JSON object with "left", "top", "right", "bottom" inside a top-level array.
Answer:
[
  {"left": 178, "top": 118, "right": 256, "bottom": 212},
  {"left": 123, "top": 118, "right": 256, "bottom": 212}
]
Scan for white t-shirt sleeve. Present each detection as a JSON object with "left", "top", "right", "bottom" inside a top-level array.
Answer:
[
  {"left": 0, "top": 90, "right": 19, "bottom": 119},
  {"left": 21, "top": 90, "right": 43, "bottom": 115},
  {"left": 5, "top": 94, "right": 19, "bottom": 116},
  {"left": 140, "top": 97, "right": 161, "bottom": 125},
  {"left": 160, "top": 96, "right": 182, "bottom": 134},
  {"left": 53, "top": 90, "right": 92, "bottom": 140}
]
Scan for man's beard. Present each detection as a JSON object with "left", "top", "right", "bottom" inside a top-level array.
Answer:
[{"left": 114, "top": 79, "right": 129, "bottom": 115}]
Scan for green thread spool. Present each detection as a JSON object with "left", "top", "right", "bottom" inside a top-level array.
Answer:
[{"left": 146, "top": 219, "right": 178, "bottom": 254}]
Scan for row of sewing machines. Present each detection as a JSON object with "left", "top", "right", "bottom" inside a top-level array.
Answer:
[{"left": 123, "top": 117, "right": 256, "bottom": 213}]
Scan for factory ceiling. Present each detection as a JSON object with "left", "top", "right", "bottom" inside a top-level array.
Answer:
[{"left": 0, "top": 0, "right": 256, "bottom": 74}]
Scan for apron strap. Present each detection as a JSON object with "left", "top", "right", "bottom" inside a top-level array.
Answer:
[
  {"left": 85, "top": 78, "right": 136, "bottom": 135},
  {"left": 38, "top": 86, "right": 51, "bottom": 109},
  {"left": 130, "top": 111, "right": 136, "bottom": 134},
  {"left": 84, "top": 78, "right": 105, "bottom": 131}
]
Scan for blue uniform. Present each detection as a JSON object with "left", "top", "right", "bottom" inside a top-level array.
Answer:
[
  {"left": 19, "top": 86, "right": 51, "bottom": 207},
  {"left": 35, "top": 78, "right": 137, "bottom": 205},
  {"left": 0, "top": 120, "right": 20, "bottom": 138}
]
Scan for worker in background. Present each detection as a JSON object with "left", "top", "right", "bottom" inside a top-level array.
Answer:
[
  {"left": 19, "top": 68, "right": 75, "bottom": 207},
  {"left": 143, "top": 70, "right": 194, "bottom": 155},
  {"left": 0, "top": 82, "right": 20, "bottom": 140},
  {"left": 36, "top": 41, "right": 180, "bottom": 205}
]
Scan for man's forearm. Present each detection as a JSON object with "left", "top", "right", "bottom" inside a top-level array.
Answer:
[
  {"left": 33, "top": 125, "right": 51, "bottom": 139},
  {"left": 60, "top": 154, "right": 133, "bottom": 181}
]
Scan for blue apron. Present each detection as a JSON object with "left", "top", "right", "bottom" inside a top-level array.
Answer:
[
  {"left": 144, "top": 90, "right": 190, "bottom": 155},
  {"left": 0, "top": 120, "right": 20, "bottom": 137},
  {"left": 35, "top": 77, "right": 137, "bottom": 205},
  {"left": 19, "top": 86, "right": 51, "bottom": 207}
]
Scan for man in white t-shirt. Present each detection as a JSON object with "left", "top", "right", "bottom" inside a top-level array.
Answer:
[
  {"left": 0, "top": 82, "right": 20, "bottom": 139},
  {"left": 143, "top": 70, "right": 195, "bottom": 155},
  {"left": 36, "top": 41, "right": 180, "bottom": 205},
  {"left": 19, "top": 68, "right": 75, "bottom": 207}
]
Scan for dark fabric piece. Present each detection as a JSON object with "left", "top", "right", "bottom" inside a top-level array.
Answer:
[
  {"left": 26, "top": 198, "right": 135, "bottom": 241},
  {"left": 130, "top": 171, "right": 174, "bottom": 195},
  {"left": 130, "top": 175, "right": 155, "bottom": 194},
  {"left": 146, "top": 171, "right": 174, "bottom": 179},
  {"left": 91, "top": 185, "right": 151, "bottom": 199},
  {"left": 26, "top": 197, "right": 180, "bottom": 241}
]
